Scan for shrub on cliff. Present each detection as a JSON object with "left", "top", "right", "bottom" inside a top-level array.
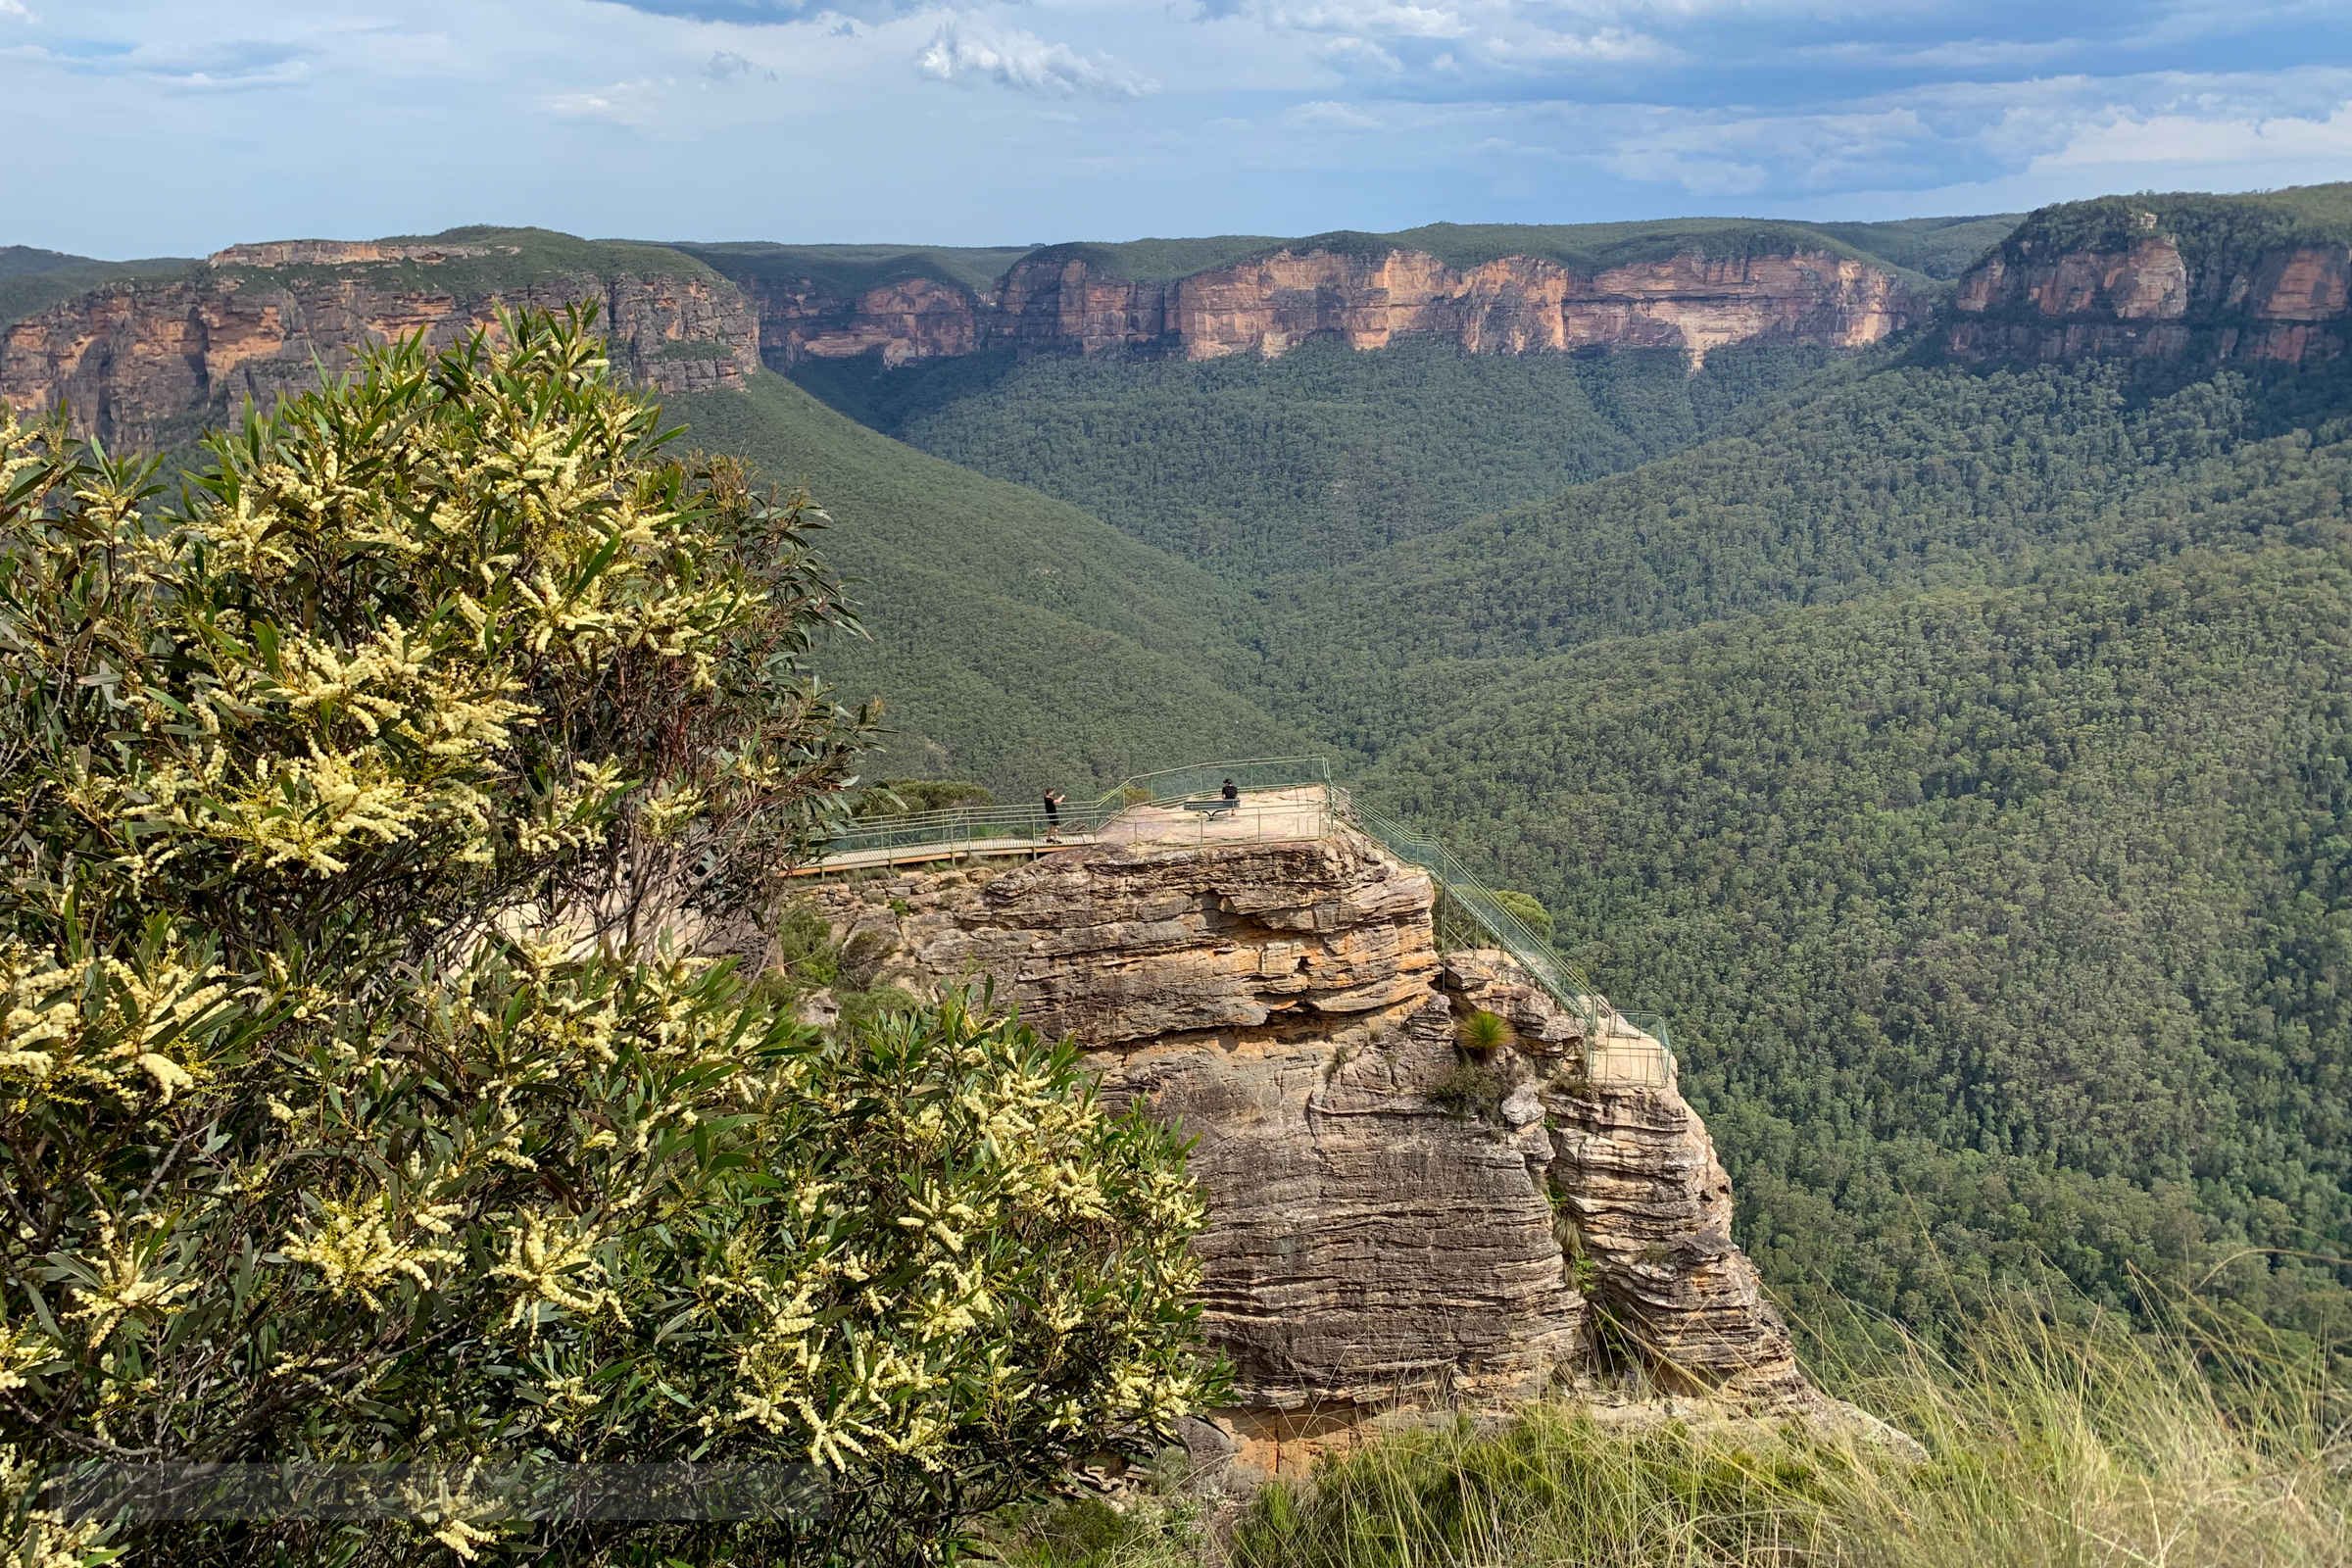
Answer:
[{"left": 0, "top": 310, "right": 1217, "bottom": 1565}]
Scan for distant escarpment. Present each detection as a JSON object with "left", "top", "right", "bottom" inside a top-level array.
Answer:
[
  {"left": 1, "top": 230, "right": 760, "bottom": 449},
  {"left": 1947, "top": 186, "right": 2352, "bottom": 366},
  {"left": 807, "top": 826, "right": 1855, "bottom": 1480},
  {"left": 721, "top": 236, "right": 1927, "bottom": 371}
]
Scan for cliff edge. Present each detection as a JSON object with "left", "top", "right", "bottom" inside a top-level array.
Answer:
[
  {"left": 1946, "top": 184, "right": 2352, "bottom": 366},
  {"left": 726, "top": 235, "right": 1925, "bottom": 371},
  {"left": 806, "top": 821, "right": 1838, "bottom": 1479},
  {"left": 0, "top": 229, "right": 760, "bottom": 450}
]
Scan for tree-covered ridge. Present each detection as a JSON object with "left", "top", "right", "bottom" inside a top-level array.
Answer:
[
  {"left": 1808, "top": 213, "right": 2025, "bottom": 279},
  {"left": 1359, "top": 537, "right": 2352, "bottom": 1347},
  {"left": 1991, "top": 181, "right": 2352, "bottom": 284},
  {"left": 0, "top": 227, "right": 735, "bottom": 334},
  {"left": 682, "top": 208, "right": 2013, "bottom": 301},
  {"left": 1256, "top": 358, "right": 2352, "bottom": 692},
  {"left": 1367, "top": 219, "right": 1940, "bottom": 286},
  {"left": 975, "top": 234, "right": 1293, "bottom": 285},
  {"left": 0, "top": 252, "right": 189, "bottom": 330},
  {"left": 203, "top": 224, "right": 734, "bottom": 293},
  {"left": 672, "top": 371, "right": 1300, "bottom": 795},
  {"left": 1017, "top": 218, "right": 1953, "bottom": 288},
  {"left": 0, "top": 245, "right": 97, "bottom": 280},
  {"left": 675, "top": 239, "right": 1037, "bottom": 302},
  {"left": 792, "top": 338, "right": 1844, "bottom": 578}
]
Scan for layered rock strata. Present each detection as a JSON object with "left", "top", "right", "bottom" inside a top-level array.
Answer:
[
  {"left": 805, "top": 824, "right": 1821, "bottom": 1476},
  {"left": 756, "top": 245, "right": 1922, "bottom": 370},
  {"left": 2, "top": 255, "right": 760, "bottom": 450},
  {"left": 1948, "top": 220, "right": 2350, "bottom": 366},
  {"left": 3, "top": 229, "right": 1921, "bottom": 446}
]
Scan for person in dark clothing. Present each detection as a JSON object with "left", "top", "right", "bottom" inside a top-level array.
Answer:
[
  {"left": 1042, "top": 789, "right": 1064, "bottom": 840},
  {"left": 1220, "top": 778, "right": 1239, "bottom": 804}
]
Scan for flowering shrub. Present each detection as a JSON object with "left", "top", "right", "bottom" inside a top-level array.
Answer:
[{"left": 0, "top": 312, "right": 1217, "bottom": 1565}]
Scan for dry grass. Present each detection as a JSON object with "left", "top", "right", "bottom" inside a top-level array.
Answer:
[{"left": 1005, "top": 1298, "right": 2352, "bottom": 1568}]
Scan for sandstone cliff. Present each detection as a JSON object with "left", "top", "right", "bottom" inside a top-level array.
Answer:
[
  {"left": 1, "top": 237, "right": 760, "bottom": 449},
  {"left": 806, "top": 825, "right": 1826, "bottom": 1478},
  {"left": 1947, "top": 192, "right": 2351, "bottom": 366},
  {"left": 745, "top": 241, "right": 1925, "bottom": 370}
]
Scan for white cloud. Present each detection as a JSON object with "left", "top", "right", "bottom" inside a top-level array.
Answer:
[
  {"left": 704, "top": 47, "right": 775, "bottom": 81},
  {"left": 1316, "top": 33, "right": 1404, "bottom": 74},
  {"left": 1285, "top": 98, "right": 1385, "bottom": 129},
  {"left": 1475, "top": 25, "right": 1675, "bottom": 66},
  {"left": 915, "top": 23, "right": 1156, "bottom": 100},
  {"left": 1235, "top": 1, "right": 1468, "bottom": 40},
  {"left": 2034, "top": 102, "right": 2352, "bottom": 168},
  {"left": 540, "top": 77, "right": 669, "bottom": 126},
  {"left": 0, "top": 0, "right": 33, "bottom": 20}
]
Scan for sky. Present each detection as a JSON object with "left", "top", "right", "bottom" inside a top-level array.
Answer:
[{"left": 5, "top": 0, "right": 2351, "bottom": 258}]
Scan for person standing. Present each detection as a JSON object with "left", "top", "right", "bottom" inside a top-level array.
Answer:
[
  {"left": 1042, "top": 789, "right": 1064, "bottom": 840},
  {"left": 1221, "top": 778, "right": 1239, "bottom": 804}
]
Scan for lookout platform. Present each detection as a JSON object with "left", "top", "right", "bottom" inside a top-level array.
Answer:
[{"left": 792, "top": 785, "right": 1332, "bottom": 877}]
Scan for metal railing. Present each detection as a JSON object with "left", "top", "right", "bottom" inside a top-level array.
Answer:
[
  {"left": 810, "top": 759, "right": 1672, "bottom": 1085},
  {"left": 817, "top": 757, "right": 1337, "bottom": 864},
  {"left": 1336, "top": 793, "right": 1607, "bottom": 1068}
]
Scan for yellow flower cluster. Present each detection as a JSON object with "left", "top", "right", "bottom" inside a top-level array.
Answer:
[
  {"left": 690, "top": 1000, "right": 1214, "bottom": 1477},
  {"left": 0, "top": 941, "right": 224, "bottom": 1113}
]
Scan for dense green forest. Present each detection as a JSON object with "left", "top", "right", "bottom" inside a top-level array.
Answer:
[
  {"left": 1264, "top": 347, "right": 2352, "bottom": 1347},
  {"left": 0, "top": 244, "right": 188, "bottom": 329},
  {"left": 671, "top": 372, "right": 1298, "bottom": 792},
  {"left": 1360, "top": 542, "right": 2352, "bottom": 1345},
  {"left": 674, "top": 238, "right": 1036, "bottom": 301},
  {"left": 1807, "top": 213, "right": 2022, "bottom": 278},
  {"left": 790, "top": 338, "right": 1844, "bottom": 576},
  {"left": 1258, "top": 358, "right": 2352, "bottom": 720}
]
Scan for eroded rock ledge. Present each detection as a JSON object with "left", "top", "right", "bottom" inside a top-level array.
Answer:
[
  {"left": 1947, "top": 223, "right": 2350, "bottom": 367},
  {"left": 806, "top": 825, "right": 1833, "bottom": 1478},
  {"left": 2, "top": 258, "right": 759, "bottom": 451}
]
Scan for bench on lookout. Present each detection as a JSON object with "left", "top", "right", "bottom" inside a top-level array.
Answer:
[{"left": 1182, "top": 796, "right": 1240, "bottom": 817}]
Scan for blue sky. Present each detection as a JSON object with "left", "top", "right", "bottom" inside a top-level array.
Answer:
[{"left": 5, "top": 0, "right": 2350, "bottom": 258}]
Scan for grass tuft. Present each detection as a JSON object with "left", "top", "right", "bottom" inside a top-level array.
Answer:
[{"left": 1009, "top": 1297, "right": 2350, "bottom": 1568}]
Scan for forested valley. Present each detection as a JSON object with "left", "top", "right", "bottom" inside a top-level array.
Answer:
[
  {"left": 745, "top": 207, "right": 2352, "bottom": 1358},
  {"left": 789, "top": 336, "right": 1843, "bottom": 576}
]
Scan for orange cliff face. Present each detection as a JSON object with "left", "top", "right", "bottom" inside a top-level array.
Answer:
[
  {"left": 1946, "top": 226, "right": 2352, "bottom": 366},
  {"left": 756, "top": 244, "right": 1927, "bottom": 370},
  {"left": 2, "top": 252, "right": 760, "bottom": 451}
]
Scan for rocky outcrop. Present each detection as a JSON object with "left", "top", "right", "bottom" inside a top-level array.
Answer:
[
  {"left": 2, "top": 252, "right": 760, "bottom": 450},
  {"left": 806, "top": 824, "right": 1822, "bottom": 1476},
  {"left": 1947, "top": 204, "right": 2351, "bottom": 366},
  {"left": 750, "top": 244, "right": 1924, "bottom": 370}
]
